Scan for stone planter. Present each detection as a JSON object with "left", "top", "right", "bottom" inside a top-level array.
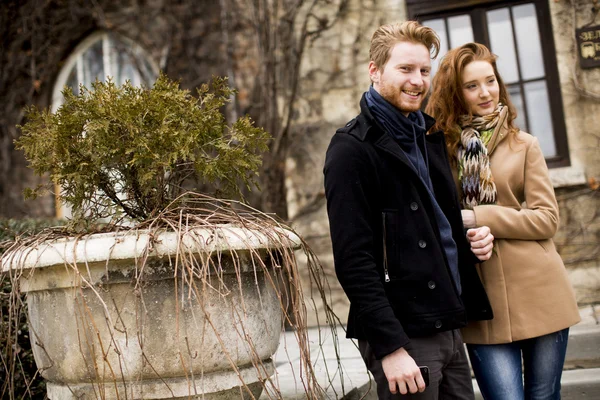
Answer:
[{"left": 2, "top": 226, "right": 300, "bottom": 399}]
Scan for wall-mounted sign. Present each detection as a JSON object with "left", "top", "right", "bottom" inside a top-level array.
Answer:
[{"left": 577, "top": 25, "right": 600, "bottom": 69}]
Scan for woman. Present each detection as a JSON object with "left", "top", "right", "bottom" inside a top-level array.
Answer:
[{"left": 426, "top": 42, "right": 580, "bottom": 400}]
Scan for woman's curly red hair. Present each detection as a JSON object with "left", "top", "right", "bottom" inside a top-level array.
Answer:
[{"left": 425, "top": 42, "right": 519, "bottom": 163}]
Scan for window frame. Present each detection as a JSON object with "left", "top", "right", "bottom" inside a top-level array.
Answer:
[
  {"left": 51, "top": 31, "right": 159, "bottom": 113},
  {"left": 408, "top": 0, "right": 570, "bottom": 168}
]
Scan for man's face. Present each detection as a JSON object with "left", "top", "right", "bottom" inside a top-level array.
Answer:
[{"left": 369, "top": 41, "right": 431, "bottom": 116}]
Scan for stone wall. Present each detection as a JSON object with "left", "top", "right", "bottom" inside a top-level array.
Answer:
[{"left": 550, "top": 0, "right": 600, "bottom": 305}]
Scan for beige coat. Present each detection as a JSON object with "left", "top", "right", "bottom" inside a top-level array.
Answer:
[{"left": 456, "top": 109, "right": 580, "bottom": 344}]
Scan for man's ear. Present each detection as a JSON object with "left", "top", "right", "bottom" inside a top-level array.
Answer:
[{"left": 368, "top": 61, "right": 380, "bottom": 84}]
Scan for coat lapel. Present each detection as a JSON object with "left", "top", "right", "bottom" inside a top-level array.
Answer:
[
  {"left": 373, "top": 132, "right": 436, "bottom": 198},
  {"left": 373, "top": 132, "right": 414, "bottom": 171},
  {"left": 486, "top": 107, "right": 510, "bottom": 156}
]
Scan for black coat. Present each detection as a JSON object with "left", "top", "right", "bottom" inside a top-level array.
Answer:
[{"left": 323, "top": 95, "right": 492, "bottom": 360}]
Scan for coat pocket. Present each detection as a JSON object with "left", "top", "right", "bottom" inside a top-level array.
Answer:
[
  {"left": 382, "top": 208, "right": 436, "bottom": 281},
  {"left": 382, "top": 210, "right": 397, "bottom": 281},
  {"left": 382, "top": 209, "right": 407, "bottom": 280}
]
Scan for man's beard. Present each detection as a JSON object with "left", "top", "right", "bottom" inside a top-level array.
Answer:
[{"left": 379, "top": 84, "right": 424, "bottom": 114}]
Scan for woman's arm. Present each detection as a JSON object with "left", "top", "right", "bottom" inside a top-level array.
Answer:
[
  {"left": 461, "top": 209, "right": 476, "bottom": 228},
  {"left": 472, "top": 137, "right": 559, "bottom": 240}
]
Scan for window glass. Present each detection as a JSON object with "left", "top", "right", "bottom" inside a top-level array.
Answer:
[
  {"left": 524, "top": 80, "right": 556, "bottom": 157},
  {"left": 82, "top": 39, "right": 105, "bottom": 87},
  {"left": 110, "top": 39, "right": 156, "bottom": 86},
  {"left": 507, "top": 85, "right": 527, "bottom": 132},
  {"left": 422, "top": 18, "right": 448, "bottom": 77},
  {"left": 115, "top": 50, "right": 139, "bottom": 86},
  {"left": 66, "top": 68, "right": 78, "bottom": 95},
  {"left": 513, "top": 3, "right": 545, "bottom": 80},
  {"left": 55, "top": 33, "right": 156, "bottom": 105},
  {"left": 487, "top": 8, "right": 520, "bottom": 84},
  {"left": 447, "top": 15, "right": 474, "bottom": 48}
]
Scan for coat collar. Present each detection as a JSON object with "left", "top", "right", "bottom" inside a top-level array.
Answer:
[
  {"left": 352, "top": 93, "right": 437, "bottom": 142},
  {"left": 485, "top": 106, "right": 510, "bottom": 156},
  {"left": 347, "top": 93, "right": 445, "bottom": 172}
]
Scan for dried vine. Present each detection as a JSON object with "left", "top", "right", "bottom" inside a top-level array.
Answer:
[{"left": 2, "top": 193, "right": 346, "bottom": 399}]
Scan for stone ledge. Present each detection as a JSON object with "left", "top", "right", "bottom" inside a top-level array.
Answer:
[
  {"left": 347, "top": 368, "right": 600, "bottom": 400},
  {"left": 473, "top": 368, "right": 600, "bottom": 400},
  {"left": 549, "top": 164, "right": 587, "bottom": 188},
  {"left": 565, "top": 323, "right": 600, "bottom": 368}
]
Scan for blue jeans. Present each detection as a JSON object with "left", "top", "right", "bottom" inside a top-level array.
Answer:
[{"left": 467, "top": 328, "right": 569, "bottom": 400}]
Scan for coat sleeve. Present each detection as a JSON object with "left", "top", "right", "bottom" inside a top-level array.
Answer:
[
  {"left": 324, "top": 134, "right": 408, "bottom": 359},
  {"left": 473, "top": 136, "right": 559, "bottom": 240}
]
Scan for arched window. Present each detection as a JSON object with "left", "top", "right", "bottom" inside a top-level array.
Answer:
[{"left": 52, "top": 31, "right": 158, "bottom": 218}]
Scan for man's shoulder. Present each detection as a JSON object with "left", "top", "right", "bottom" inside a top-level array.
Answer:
[
  {"left": 325, "top": 115, "right": 377, "bottom": 169},
  {"left": 336, "top": 117, "right": 359, "bottom": 135},
  {"left": 334, "top": 113, "right": 374, "bottom": 142},
  {"left": 327, "top": 121, "right": 363, "bottom": 157},
  {"left": 328, "top": 115, "right": 373, "bottom": 154}
]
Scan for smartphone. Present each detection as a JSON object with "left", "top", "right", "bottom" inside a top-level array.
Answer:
[{"left": 419, "top": 366, "right": 430, "bottom": 387}]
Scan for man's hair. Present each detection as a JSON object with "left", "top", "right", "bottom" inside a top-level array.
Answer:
[
  {"left": 425, "top": 42, "right": 519, "bottom": 163},
  {"left": 369, "top": 21, "right": 440, "bottom": 71}
]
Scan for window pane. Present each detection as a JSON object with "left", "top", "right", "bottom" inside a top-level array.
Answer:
[
  {"left": 115, "top": 51, "right": 138, "bottom": 86},
  {"left": 82, "top": 39, "right": 104, "bottom": 87},
  {"left": 513, "top": 3, "right": 545, "bottom": 80},
  {"left": 507, "top": 85, "right": 527, "bottom": 132},
  {"left": 138, "top": 57, "right": 156, "bottom": 86},
  {"left": 487, "top": 8, "right": 520, "bottom": 84},
  {"left": 447, "top": 15, "right": 474, "bottom": 48},
  {"left": 422, "top": 18, "right": 448, "bottom": 78},
  {"left": 524, "top": 80, "right": 556, "bottom": 157},
  {"left": 109, "top": 37, "right": 155, "bottom": 86},
  {"left": 66, "top": 68, "right": 78, "bottom": 95}
]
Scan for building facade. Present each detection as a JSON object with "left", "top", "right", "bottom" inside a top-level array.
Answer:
[{"left": 1, "top": 0, "right": 598, "bottom": 324}]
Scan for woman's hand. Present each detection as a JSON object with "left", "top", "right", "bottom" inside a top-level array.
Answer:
[
  {"left": 461, "top": 209, "right": 477, "bottom": 228},
  {"left": 467, "top": 226, "right": 494, "bottom": 261}
]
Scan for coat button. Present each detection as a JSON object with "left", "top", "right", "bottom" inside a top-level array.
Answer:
[
  {"left": 418, "top": 240, "right": 427, "bottom": 248},
  {"left": 435, "top": 320, "right": 442, "bottom": 329},
  {"left": 428, "top": 281, "right": 436, "bottom": 289},
  {"left": 410, "top": 202, "right": 418, "bottom": 211}
]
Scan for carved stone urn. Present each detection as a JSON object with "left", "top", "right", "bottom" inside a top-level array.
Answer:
[{"left": 3, "top": 226, "right": 299, "bottom": 399}]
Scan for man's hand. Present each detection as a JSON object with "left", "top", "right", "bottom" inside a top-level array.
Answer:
[
  {"left": 467, "top": 226, "right": 494, "bottom": 261},
  {"left": 381, "top": 347, "right": 426, "bottom": 395}
]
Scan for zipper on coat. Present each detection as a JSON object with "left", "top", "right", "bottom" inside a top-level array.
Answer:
[{"left": 382, "top": 212, "right": 390, "bottom": 282}]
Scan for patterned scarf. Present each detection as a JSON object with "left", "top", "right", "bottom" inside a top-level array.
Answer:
[{"left": 458, "top": 103, "right": 503, "bottom": 209}]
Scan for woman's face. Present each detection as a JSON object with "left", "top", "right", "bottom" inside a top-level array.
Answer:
[{"left": 461, "top": 60, "right": 500, "bottom": 116}]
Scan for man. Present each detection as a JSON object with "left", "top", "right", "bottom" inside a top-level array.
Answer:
[{"left": 323, "top": 21, "right": 494, "bottom": 399}]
